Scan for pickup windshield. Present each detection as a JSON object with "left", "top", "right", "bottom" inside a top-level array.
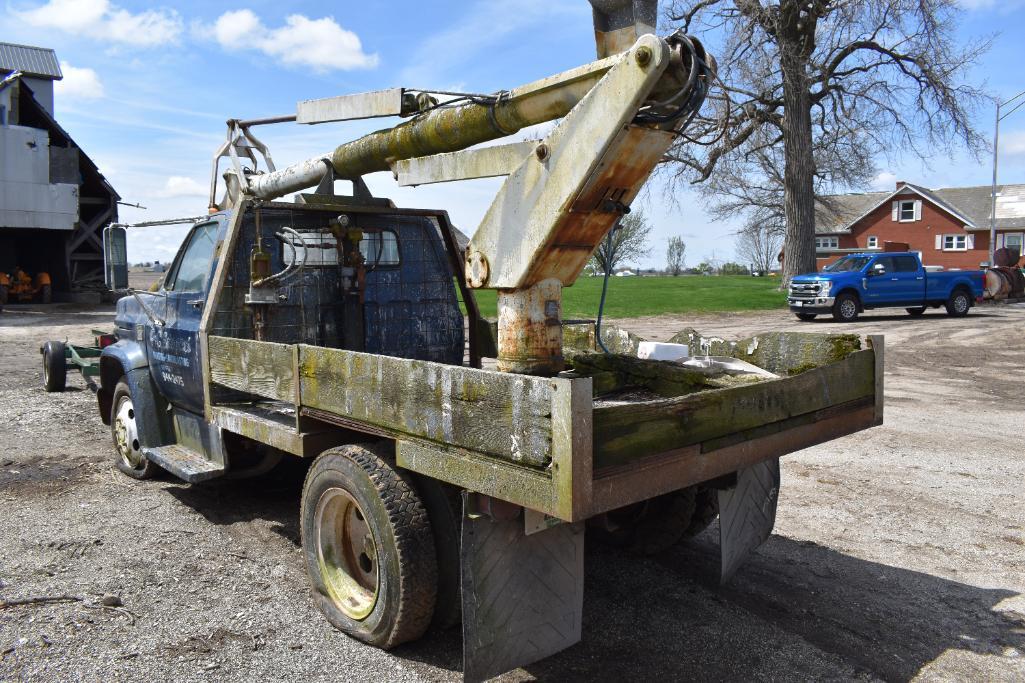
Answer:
[{"left": 823, "top": 255, "right": 871, "bottom": 273}]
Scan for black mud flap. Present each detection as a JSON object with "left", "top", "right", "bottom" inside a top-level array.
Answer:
[
  {"left": 718, "top": 458, "right": 780, "bottom": 584},
  {"left": 460, "top": 494, "right": 584, "bottom": 683}
]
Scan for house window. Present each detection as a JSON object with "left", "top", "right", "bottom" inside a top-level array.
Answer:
[
  {"left": 815, "top": 236, "right": 839, "bottom": 250},
  {"left": 942, "top": 234, "right": 967, "bottom": 251},
  {"left": 1004, "top": 233, "right": 1023, "bottom": 254},
  {"left": 866, "top": 236, "right": 878, "bottom": 248},
  {"left": 898, "top": 200, "right": 917, "bottom": 221}
]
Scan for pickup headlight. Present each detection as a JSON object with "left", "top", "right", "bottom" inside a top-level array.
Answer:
[{"left": 819, "top": 280, "right": 831, "bottom": 296}]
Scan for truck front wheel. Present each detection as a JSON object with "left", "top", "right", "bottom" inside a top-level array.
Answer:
[
  {"left": 111, "top": 380, "right": 157, "bottom": 479},
  {"left": 945, "top": 289, "right": 971, "bottom": 317},
  {"left": 832, "top": 293, "right": 860, "bottom": 322},
  {"left": 301, "top": 445, "right": 437, "bottom": 650}
]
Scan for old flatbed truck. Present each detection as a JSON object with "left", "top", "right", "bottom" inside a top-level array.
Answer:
[{"left": 87, "top": 4, "right": 883, "bottom": 680}]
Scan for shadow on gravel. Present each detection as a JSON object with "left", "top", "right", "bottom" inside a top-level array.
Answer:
[
  {"left": 162, "top": 458, "right": 311, "bottom": 547},
  {"left": 399, "top": 532, "right": 1023, "bottom": 680},
  {"left": 799, "top": 311, "right": 1001, "bottom": 324},
  {"left": 154, "top": 475, "right": 1025, "bottom": 680}
]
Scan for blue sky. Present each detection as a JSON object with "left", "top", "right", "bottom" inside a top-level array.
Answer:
[{"left": 4, "top": 0, "right": 1025, "bottom": 269}]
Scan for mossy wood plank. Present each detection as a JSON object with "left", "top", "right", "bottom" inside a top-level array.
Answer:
[
  {"left": 208, "top": 336, "right": 295, "bottom": 402},
  {"left": 667, "top": 329, "right": 862, "bottom": 375},
  {"left": 593, "top": 348, "right": 876, "bottom": 470},
  {"left": 298, "top": 345, "right": 554, "bottom": 467}
]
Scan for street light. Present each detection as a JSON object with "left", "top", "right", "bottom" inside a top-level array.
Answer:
[{"left": 989, "top": 89, "right": 1025, "bottom": 266}]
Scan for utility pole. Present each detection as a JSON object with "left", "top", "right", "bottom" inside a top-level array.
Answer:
[{"left": 989, "top": 90, "right": 1025, "bottom": 266}]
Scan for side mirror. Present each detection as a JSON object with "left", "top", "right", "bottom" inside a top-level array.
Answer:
[
  {"left": 103, "top": 225, "right": 128, "bottom": 290},
  {"left": 869, "top": 263, "right": 886, "bottom": 277}
]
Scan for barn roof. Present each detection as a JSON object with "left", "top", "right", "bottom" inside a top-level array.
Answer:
[{"left": 0, "top": 42, "right": 62, "bottom": 80}]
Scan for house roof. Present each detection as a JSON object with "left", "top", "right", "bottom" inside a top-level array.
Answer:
[
  {"left": 0, "top": 42, "right": 62, "bottom": 80},
  {"left": 816, "top": 182, "right": 1025, "bottom": 234}
]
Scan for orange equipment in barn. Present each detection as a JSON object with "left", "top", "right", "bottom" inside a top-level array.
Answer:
[{"left": 0, "top": 267, "right": 52, "bottom": 305}]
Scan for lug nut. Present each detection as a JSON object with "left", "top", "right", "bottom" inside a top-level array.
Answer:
[{"left": 635, "top": 46, "right": 652, "bottom": 67}]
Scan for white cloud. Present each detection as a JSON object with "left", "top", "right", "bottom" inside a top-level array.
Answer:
[
  {"left": 156, "top": 176, "right": 207, "bottom": 198},
  {"left": 55, "top": 61, "right": 104, "bottom": 100},
  {"left": 207, "top": 10, "right": 378, "bottom": 72},
  {"left": 870, "top": 171, "right": 898, "bottom": 191},
  {"left": 15, "top": 0, "right": 183, "bottom": 47},
  {"left": 1001, "top": 130, "right": 1025, "bottom": 159}
]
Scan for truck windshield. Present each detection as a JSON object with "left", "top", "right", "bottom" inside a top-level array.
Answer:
[{"left": 823, "top": 256, "right": 870, "bottom": 273}]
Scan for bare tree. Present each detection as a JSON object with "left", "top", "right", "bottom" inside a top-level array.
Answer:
[
  {"left": 735, "top": 223, "right": 784, "bottom": 273},
  {"left": 666, "top": 236, "right": 687, "bottom": 275},
  {"left": 664, "top": 0, "right": 990, "bottom": 282},
  {"left": 590, "top": 211, "right": 652, "bottom": 274}
]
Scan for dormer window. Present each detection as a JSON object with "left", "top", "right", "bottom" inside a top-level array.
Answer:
[{"left": 898, "top": 200, "right": 916, "bottom": 221}]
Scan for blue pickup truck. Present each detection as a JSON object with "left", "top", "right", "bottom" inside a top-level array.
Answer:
[{"left": 788, "top": 252, "right": 984, "bottom": 322}]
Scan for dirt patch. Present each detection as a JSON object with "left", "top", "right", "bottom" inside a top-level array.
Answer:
[{"left": 1, "top": 302, "right": 1023, "bottom": 681}]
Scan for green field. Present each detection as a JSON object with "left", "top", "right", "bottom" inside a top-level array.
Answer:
[{"left": 467, "top": 275, "right": 787, "bottom": 319}]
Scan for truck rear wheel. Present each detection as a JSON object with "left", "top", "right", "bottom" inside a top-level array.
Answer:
[
  {"left": 945, "top": 289, "right": 971, "bottom": 317},
  {"left": 301, "top": 445, "right": 437, "bottom": 650},
  {"left": 832, "top": 292, "right": 859, "bottom": 322},
  {"left": 111, "top": 380, "right": 157, "bottom": 479},
  {"left": 41, "top": 340, "right": 66, "bottom": 392},
  {"left": 592, "top": 488, "right": 697, "bottom": 555}
]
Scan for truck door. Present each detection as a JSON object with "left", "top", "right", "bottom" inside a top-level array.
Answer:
[
  {"left": 891, "top": 255, "right": 925, "bottom": 303},
  {"left": 864, "top": 256, "right": 896, "bottom": 303},
  {"left": 149, "top": 221, "right": 219, "bottom": 415}
]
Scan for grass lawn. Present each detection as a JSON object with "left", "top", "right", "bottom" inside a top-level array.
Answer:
[{"left": 466, "top": 275, "right": 787, "bottom": 319}]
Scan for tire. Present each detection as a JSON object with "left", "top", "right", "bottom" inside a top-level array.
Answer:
[
  {"left": 41, "top": 340, "right": 67, "bottom": 392},
  {"left": 39, "top": 284, "right": 52, "bottom": 305},
  {"left": 945, "top": 289, "right": 971, "bottom": 317},
  {"left": 906, "top": 307, "right": 926, "bottom": 317},
  {"left": 831, "top": 292, "right": 859, "bottom": 322},
  {"left": 795, "top": 313, "right": 817, "bottom": 321},
  {"left": 682, "top": 486, "right": 719, "bottom": 538},
  {"left": 592, "top": 488, "right": 697, "bottom": 555},
  {"left": 301, "top": 445, "right": 437, "bottom": 650},
  {"left": 111, "top": 380, "right": 157, "bottom": 479},
  {"left": 411, "top": 475, "right": 462, "bottom": 631}
]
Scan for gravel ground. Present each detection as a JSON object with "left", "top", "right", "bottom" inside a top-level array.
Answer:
[{"left": 1, "top": 302, "right": 1023, "bottom": 682}]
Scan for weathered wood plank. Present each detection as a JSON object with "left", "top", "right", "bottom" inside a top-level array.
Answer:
[
  {"left": 592, "top": 348, "right": 876, "bottom": 470},
  {"left": 298, "top": 345, "right": 554, "bottom": 467},
  {"left": 589, "top": 400, "right": 877, "bottom": 516},
  {"left": 209, "top": 336, "right": 295, "bottom": 402},
  {"left": 396, "top": 440, "right": 557, "bottom": 515},
  {"left": 667, "top": 329, "right": 862, "bottom": 375}
]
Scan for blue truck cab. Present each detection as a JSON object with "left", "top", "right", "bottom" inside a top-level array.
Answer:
[{"left": 788, "top": 252, "right": 984, "bottom": 322}]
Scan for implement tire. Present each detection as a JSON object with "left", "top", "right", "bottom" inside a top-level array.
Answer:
[
  {"left": 41, "top": 340, "right": 66, "bottom": 393},
  {"left": 301, "top": 445, "right": 437, "bottom": 650}
]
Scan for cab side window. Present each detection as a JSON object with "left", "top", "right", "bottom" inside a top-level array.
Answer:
[
  {"left": 893, "top": 255, "right": 919, "bottom": 272},
  {"left": 165, "top": 223, "right": 218, "bottom": 293}
]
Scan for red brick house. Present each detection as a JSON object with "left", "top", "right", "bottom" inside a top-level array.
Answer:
[{"left": 814, "top": 181, "right": 1025, "bottom": 269}]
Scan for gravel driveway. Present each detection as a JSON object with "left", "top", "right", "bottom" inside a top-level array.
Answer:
[{"left": 1, "top": 302, "right": 1023, "bottom": 682}]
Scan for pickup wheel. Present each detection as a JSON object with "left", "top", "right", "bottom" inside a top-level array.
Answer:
[
  {"left": 906, "top": 307, "right": 926, "bottom": 317},
  {"left": 945, "top": 289, "right": 971, "bottom": 317},
  {"left": 301, "top": 445, "right": 437, "bottom": 650},
  {"left": 795, "top": 313, "right": 817, "bottom": 321},
  {"left": 111, "top": 380, "right": 157, "bottom": 479},
  {"left": 41, "top": 340, "right": 66, "bottom": 392},
  {"left": 832, "top": 292, "right": 860, "bottom": 322}
]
